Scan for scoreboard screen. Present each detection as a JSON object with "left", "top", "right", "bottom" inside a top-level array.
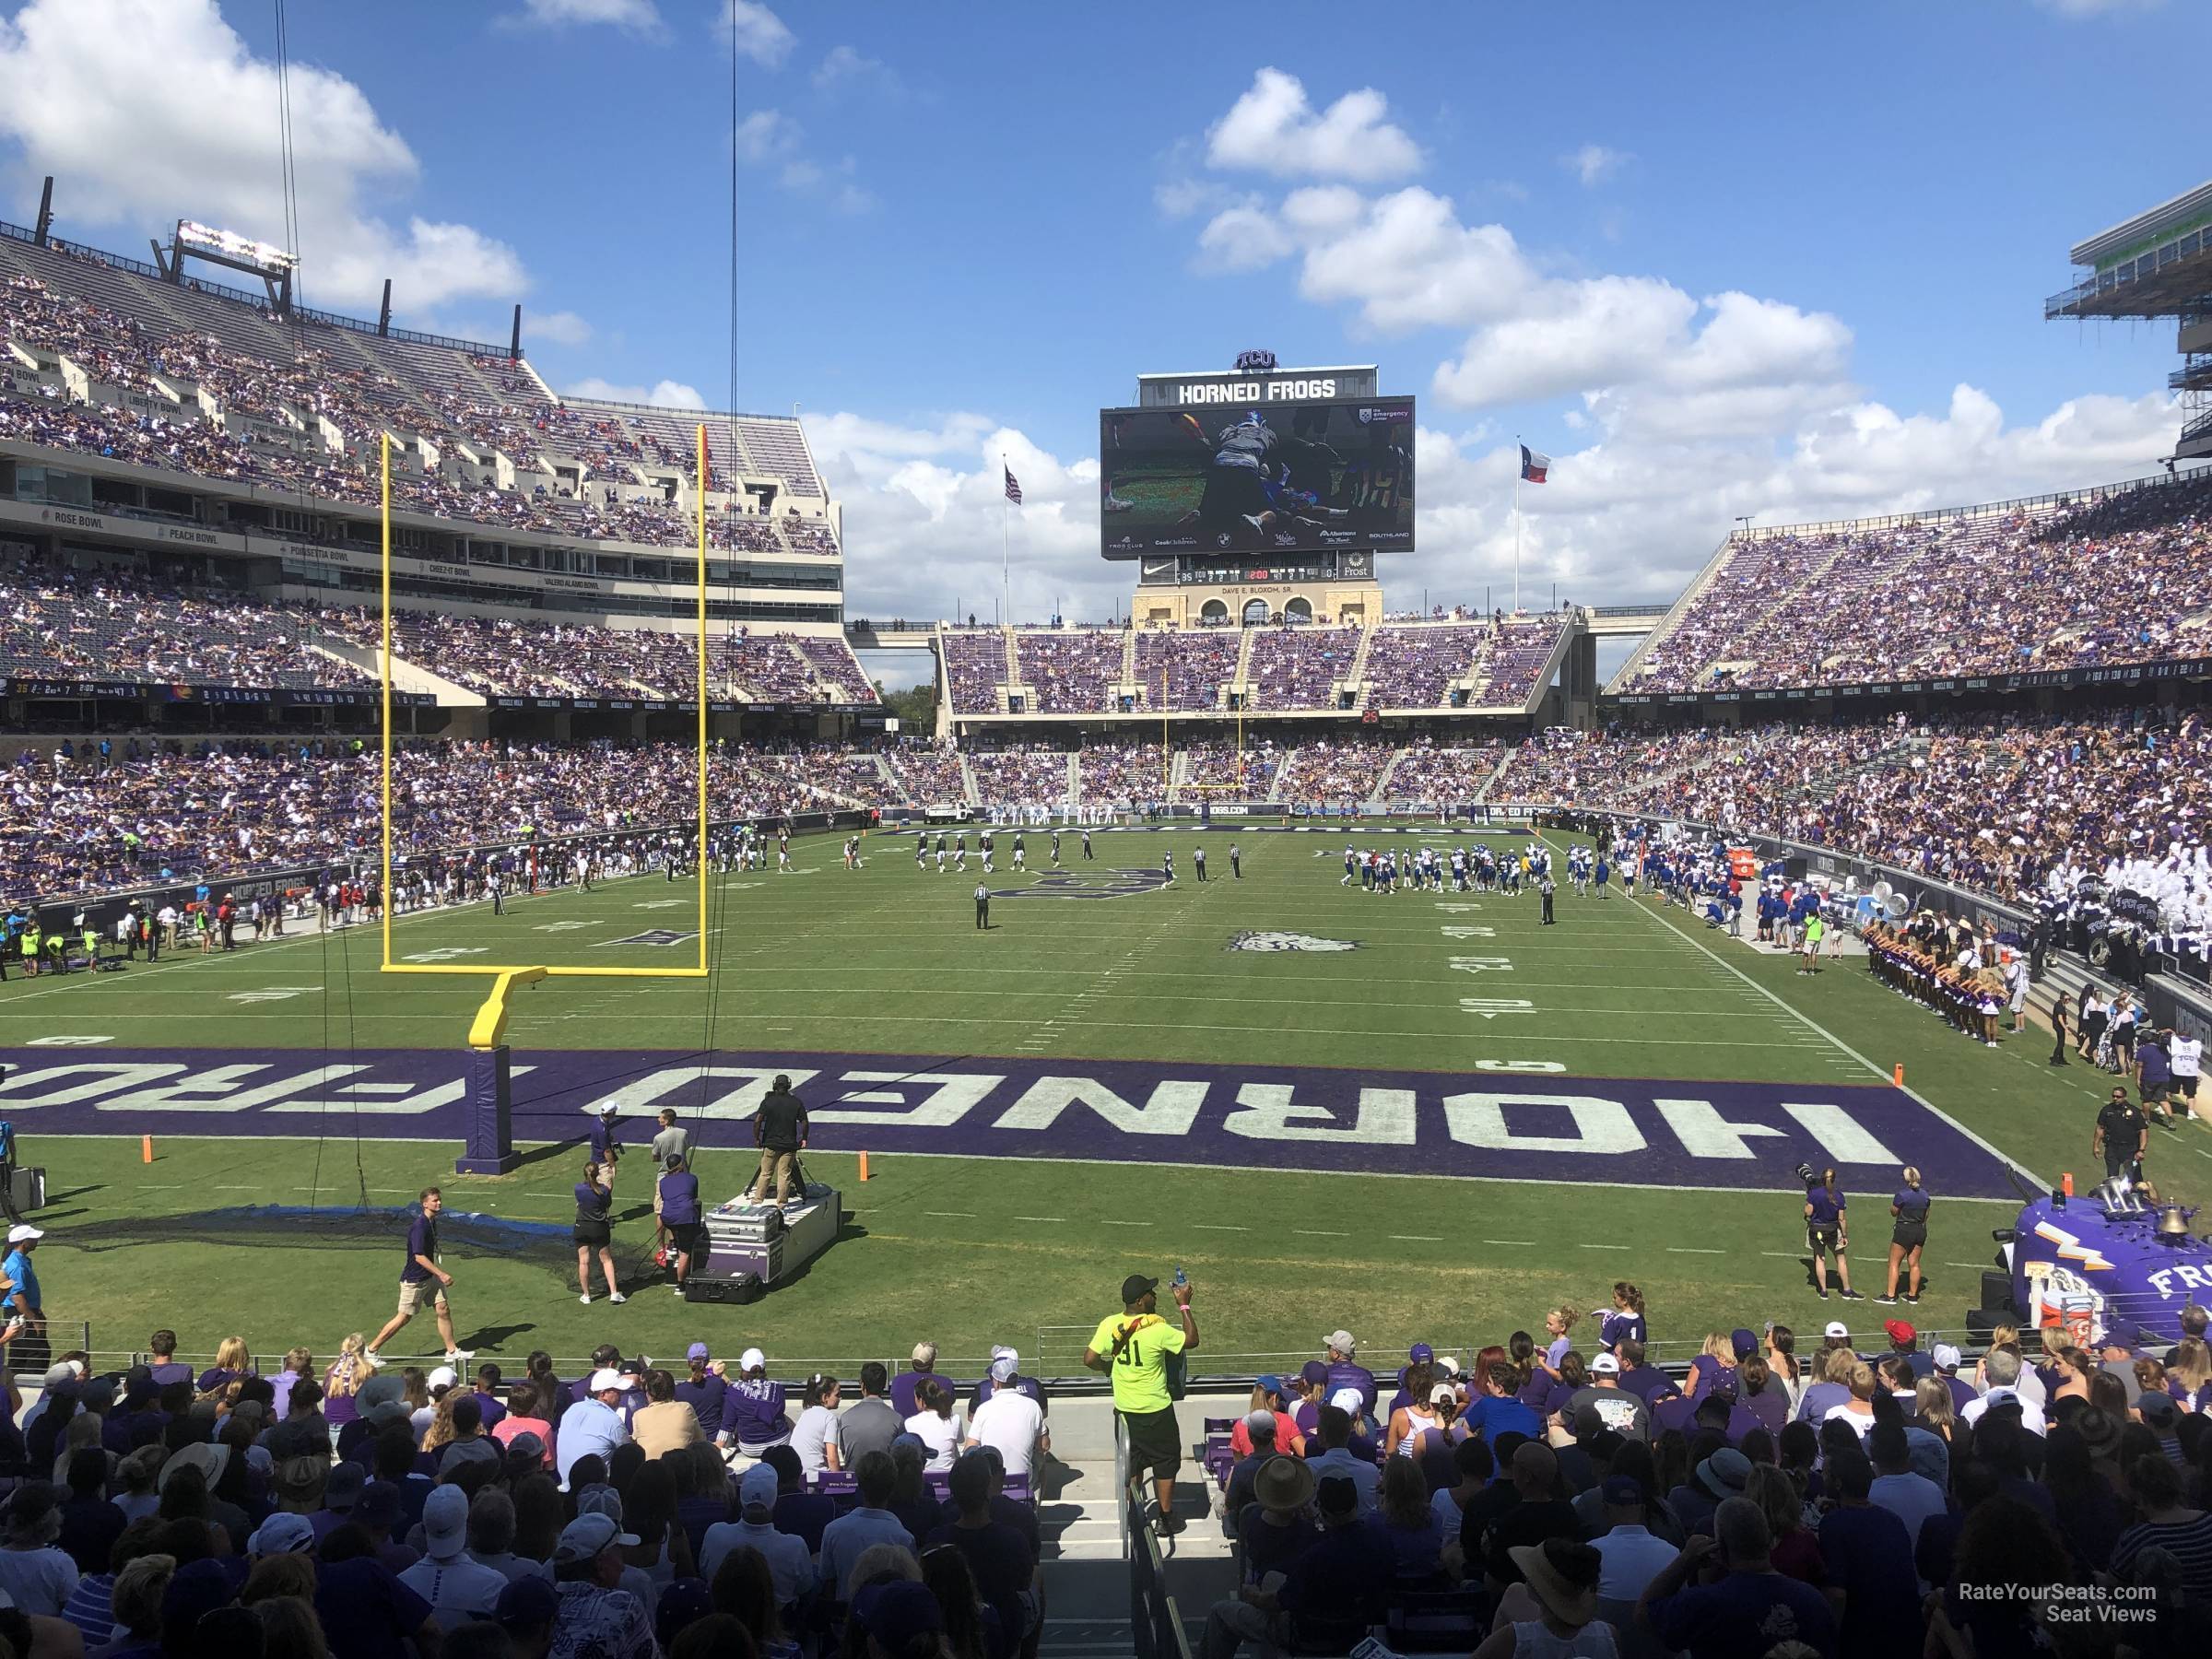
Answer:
[{"left": 1100, "top": 396, "right": 1415, "bottom": 559}]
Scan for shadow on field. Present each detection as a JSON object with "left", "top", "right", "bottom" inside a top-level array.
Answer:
[{"left": 56, "top": 1206, "right": 564, "bottom": 1256}]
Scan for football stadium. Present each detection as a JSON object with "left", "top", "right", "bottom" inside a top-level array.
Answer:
[{"left": 3, "top": 6, "right": 2212, "bottom": 1657}]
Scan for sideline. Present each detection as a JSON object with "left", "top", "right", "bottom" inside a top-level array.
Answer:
[{"left": 1606, "top": 858, "right": 2045, "bottom": 1190}]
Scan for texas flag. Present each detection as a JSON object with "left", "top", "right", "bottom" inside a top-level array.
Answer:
[{"left": 1519, "top": 444, "right": 1551, "bottom": 485}]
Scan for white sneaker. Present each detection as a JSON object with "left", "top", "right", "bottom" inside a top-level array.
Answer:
[
  {"left": 609, "top": 1292, "right": 627, "bottom": 1304},
  {"left": 580, "top": 1294, "right": 592, "bottom": 1305},
  {"left": 673, "top": 1286, "right": 687, "bottom": 1297},
  {"left": 445, "top": 1349, "right": 474, "bottom": 1364}
]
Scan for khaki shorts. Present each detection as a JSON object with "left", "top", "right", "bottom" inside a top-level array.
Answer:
[
  {"left": 396, "top": 1278, "right": 448, "bottom": 1317},
  {"left": 653, "top": 1183, "right": 665, "bottom": 1218}
]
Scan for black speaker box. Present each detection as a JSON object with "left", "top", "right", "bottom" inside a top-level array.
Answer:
[{"left": 682, "top": 1274, "right": 761, "bottom": 1305}]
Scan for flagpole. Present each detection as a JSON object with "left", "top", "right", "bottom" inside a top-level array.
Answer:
[
  {"left": 1512, "top": 435, "right": 1522, "bottom": 618},
  {"left": 1001, "top": 453, "right": 1010, "bottom": 628}
]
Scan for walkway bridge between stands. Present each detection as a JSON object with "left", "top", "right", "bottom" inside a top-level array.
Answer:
[
  {"left": 1583, "top": 605, "right": 1670, "bottom": 636},
  {"left": 845, "top": 621, "right": 937, "bottom": 650}
]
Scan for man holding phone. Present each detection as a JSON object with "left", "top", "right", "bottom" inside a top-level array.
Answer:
[{"left": 1086, "top": 1271, "right": 1197, "bottom": 1536}]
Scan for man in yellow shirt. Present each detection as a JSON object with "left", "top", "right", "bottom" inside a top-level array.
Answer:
[{"left": 1085, "top": 1272, "right": 1199, "bottom": 1535}]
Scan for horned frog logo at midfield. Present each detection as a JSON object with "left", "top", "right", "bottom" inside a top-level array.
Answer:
[
  {"left": 1228, "top": 931, "right": 1359, "bottom": 953},
  {"left": 991, "top": 869, "right": 1173, "bottom": 900}
]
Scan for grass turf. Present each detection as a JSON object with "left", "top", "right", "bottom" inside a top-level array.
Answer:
[{"left": 2, "top": 824, "right": 2198, "bottom": 1375}]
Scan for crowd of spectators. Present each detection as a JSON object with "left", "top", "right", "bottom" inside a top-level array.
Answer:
[
  {"left": 1191, "top": 1298, "right": 2212, "bottom": 1658},
  {"left": 0, "top": 1325, "right": 1051, "bottom": 1659},
  {"left": 1630, "top": 471, "right": 2212, "bottom": 693},
  {"left": 1276, "top": 739, "right": 1398, "bottom": 807},
  {"left": 1132, "top": 630, "right": 1241, "bottom": 713},
  {"left": 938, "top": 631, "right": 1009, "bottom": 716},
  {"left": 1360, "top": 625, "right": 1489, "bottom": 711},
  {"left": 1478, "top": 618, "right": 1569, "bottom": 709},
  {"left": 1382, "top": 744, "right": 1508, "bottom": 808},
  {"left": 1073, "top": 745, "right": 1165, "bottom": 809},
  {"left": 0, "top": 555, "right": 872, "bottom": 705},
  {"left": 0, "top": 738, "right": 888, "bottom": 901},
  {"left": 1243, "top": 628, "right": 1359, "bottom": 712},
  {"left": 964, "top": 748, "right": 1072, "bottom": 816},
  {"left": 1177, "top": 742, "right": 1283, "bottom": 801},
  {"left": 1497, "top": 707, "right": 2212, "bottom": 939},
  {"left": 1, "top": 557, "right": 369, "bottom": 691},
  {"left": 881, "top": 747, "right": 971, "bottom": 807},
  {"left": 1012, "top": 632, "right": 1124, "bottom": 715},
  {"left": 0, "top": 260, "right": 838, "bottom": 560}
]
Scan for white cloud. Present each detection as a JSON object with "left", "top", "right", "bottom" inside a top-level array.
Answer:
[
  {"left": 1194, "top": 204, "right": 1292, "bottom": 272},
  {"left": 0, "top": 0, "right": 524, "bottom": 312},
  {"left": 733, "top": 111, "right": 872, "bottom": 212},
  {"left": 1390, "top": 389, "right": 2179, "bottom": 614},
  {"left": 1295, "top": 188, "right": 1538, "bottom": 331},
  {"left": 1563, "top": 144, "right": 1630, "bottom": 187},
  {"left": 503, "top": 0, "right": 664, "bottom": 32},
  {"left": 1206, "top": 68, "right": 1423, "bottom": 182},
  {"left": 720, "top": 1, "right": 795, "bottom": 67},
  {"left": 565, "top": 377, "right": 706, "bottom": 409},
  {"left": 804, "top": 412, "right": 1117, "bottom": 625},
  {"left": 813, "top": 44, "right": 900, "bottom": 92},
  {"left": 524, "top": 310, "right": 594, "bottom": 347}
]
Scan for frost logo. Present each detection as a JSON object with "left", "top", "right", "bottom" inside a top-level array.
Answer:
[{"left": 1229, "top": 931, "right": 1358, "bottom": 953}]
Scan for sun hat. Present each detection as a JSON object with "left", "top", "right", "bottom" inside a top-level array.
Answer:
[
  {"left": 1253, "top": 1454, "right": 1316, "bottom": 1514},
  {"left": 158, "top": 1442, "right": 230, "bottom": 1494},
  {"left": 1694, "top": 1447, "right": 1753, "bottom": 1500},
  {"left": 1509, "top": 1538, "right": 1601, "bottom": 1628}
]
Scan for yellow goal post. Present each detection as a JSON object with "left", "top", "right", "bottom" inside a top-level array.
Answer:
[{"left": 376, "top": 425, "right": 713, "bottom": 996}]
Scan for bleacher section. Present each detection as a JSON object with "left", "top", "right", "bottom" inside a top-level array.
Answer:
[
  {"left": 1619, "top": 468, "right": 2212, "bottom": 692},
  {"left": 0, "top": 556, "right": 874, "bottom": 705},
  {"left": 930, "top": 618, "right": 1571, "bottom": 724},
  {"left": 0, "top": 229, "right": 838, "bottom": 559}
]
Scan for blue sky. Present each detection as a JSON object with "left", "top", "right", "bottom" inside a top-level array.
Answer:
[{"left": 0, "top": 0, "right": 2202, "bottom": 637}]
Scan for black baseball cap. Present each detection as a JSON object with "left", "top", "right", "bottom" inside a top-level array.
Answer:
[{"left": 1122, "top": 1274, "right": 1159, "bottom": 1304}]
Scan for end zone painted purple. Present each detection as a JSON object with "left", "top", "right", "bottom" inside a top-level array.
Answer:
[{"left": 0, "top": 1047, "right": 2022, "bottom": 1197}]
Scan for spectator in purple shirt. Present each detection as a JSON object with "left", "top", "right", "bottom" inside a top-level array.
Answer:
[
  {"left": 724, "top": 1349, "right": 790, "bottom": 1458},
  {"left": 674, "top": 1344, "right": 732, "bottom": 1444},
  {"left": 890, "top": 1342, "right": 949, "bottom": 1420},
  {"left": 195, "top": 1336, "right": 253, "bottom": 1396},
  {"left": 1615, "top": 1340, "right": 1677, "bottom": 1404},
  {"left": 145, "top": 1331, "right": 192, "bottom": 1392},
  {"left": 1321, "top": 1331, "right": 1378, "bottom": 1417}
]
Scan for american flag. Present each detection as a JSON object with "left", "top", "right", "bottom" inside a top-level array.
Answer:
[{"left": 1004, "top": 466, "right": 1023, "bottom": 505}]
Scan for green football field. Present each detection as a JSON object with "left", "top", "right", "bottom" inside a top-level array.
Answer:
[{"left": 0, "top": 824, "right": 2198, "bottom": 1382}]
